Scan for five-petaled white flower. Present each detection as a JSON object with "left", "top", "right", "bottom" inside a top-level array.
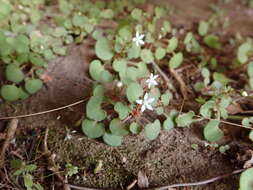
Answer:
[
  {"left": 146, "top": 73, "right": 159, "bottom": 89},
  {"left": 132, "top": 31, "right": 145, "bottom": 47},
  {"left": 136, "top": 93, "right": 155, "bottom": 112}
]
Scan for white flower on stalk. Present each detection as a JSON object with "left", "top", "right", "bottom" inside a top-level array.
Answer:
[
  {"left": 146, "top": 73, "right": 159, "bottom": 89},
  {"left": 136, "top": 93, "right": 155, "bottom": 112},
  {"left": 64, "top": 133, "right": 72, "bottom": 141},
  {"left": 116, "top": 81, "right": 123, "bottom": 88},
  {"left": 132, "top": 31, "right": 145, "bottom": 47}
]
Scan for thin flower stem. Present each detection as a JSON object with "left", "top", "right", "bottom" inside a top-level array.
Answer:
[
  {"left": 151, "top": 62, "right": 175, "bottom": 92},
  {"left": 0, "top": 98, "right": 88, "bottom": 120},
  {"left": 64, "top": 167, "right": 250, "bottom": 190},
  {"left": 148, "top": 168, "right": 247, "bottom": 190},
  {"left": 194, "top": 115, "right": 253, "bottom": 130}
]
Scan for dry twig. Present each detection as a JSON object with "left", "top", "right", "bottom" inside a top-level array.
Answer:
[
  {"left": 151, "top": 62, "right": 175, "bottom": 92},
  {"left": 43, "top": 128, "right": 70, "bottom": 190},
  {"left": 147, "top": 168, "right": 247, "bottom": 190},
  {"left": 170, "top": 68, "right": 189, "bottom": 100},
  {"left": 0, "top": 119, "right": 18, "bottom": 168},
  {"left": 0, "top": 99, "right": 86, "bottom": 120},
  {"left": 64, "top": 167, "right": 248, "bottom": 190}
]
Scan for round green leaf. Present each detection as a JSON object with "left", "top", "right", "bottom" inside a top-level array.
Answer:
[
  {"left": 176, "top": 111, "right": 195, "bottom": 127},
  {"left": 100, "top": 9, "right": 114, "bottom": 19},
  {"left": 200, "top": 100, "right": 215, "bottom": 118},
  {"left": 6, "top": 64, "right": 24, "bottom": 83},
  {"left": 1, "top": 85, "right": 20, "bottom": 101},
  {"left": 247, "top": 62, "right": 253, "bottom": 78},
  {"left": 184, "top": 32, "right": 193, "bottom": 45},
  {"left": 163, "top": 117, "right": 174, "bottom": 130},
  {"left": 86, "top": 96, "right": 106, "bottom": 121},
  {"left": 126, "top": 67, "right": 139, "bottom": 81},
  {"left": 103, "top": 132, "right": 122, "bottom": 146},
  {"left": 169, "top": 52, "right": 183, "bottom": 69},
  {"left": 126, "top": 82, "right": 143, "bottom": 102},
  {"left": 82, "top": 119, "right": 105, "bottom": 138},
  {"left": 155, "top": 47, "right": 166, "bottom": 60},
  {"left": 249, "top": 130, "right": 253, "bottom": 141},
  {"left": 238, "top": 42, "right": 252, "bottom": 64},
  {"left": 131, "top": 8, "right": 142, "bottom": 20},
  {"left": 89, "top": 60, "right": 104, "bottom": 81},
  {"left": 29, "top": 54, "right": 46, "bottom": 67},
  {"left": 144, "top": 120, "right": 161, "bottom": 140},
  {"left": 140, "top": 49, "right": 154, "bottom": 63},
  {"left": 24, "top": 174, "right": 33, "bottom": 188},
  {"left": 213, "top": 72, "right": 231, "bottom": 86},
  {"left": 109, "top": 118, "right": 129, "bottom": 136},
  {"left": 15, "top": 35, "right": 30, "bottom": 54},
  {"left": 95, "top": 38, "right": 114, "bottom": 61},
  {"left": 156, "top": 107, "right": 164, "bottom": 115},
  {"left": 167, "top": 37, "right": 178, "bottom": 52},
  {"left": 162, "top": 21, "right": 171, "bottom": 33},
  {"left": 19, "top": 88, "right": 29, "bottom": 100},
  {"left": 113, "top": 59, "right": 127, "bottom": 73},
  {"left": 25, "top": 79, "right": 43, "bottom": 94},
  {"left": 239, "top": 168, "right": 253, "bottom": 190},
  {"left": 100, "top": 70, "right": 113, "bottom": 83},
  {"left": 127, "top": 44, "right": 141, "bottom": 59},
  {"left": 204, "top": 34, "right": 220, "bottom": 49},
  {"left": 53, "top": 27, "right": 67, "bottom": 37},
  {"left": 114, "top": 102, "right": 129, "bottom": 120},
  {"left": 204, "top": 120, "right": 224, "bottom": 142},
  {"left": 72, "top": 14, "right": 87, "bottom": 27},
  {"left": 118, "top": 26, "right": 132, "bottom": 42},
  {"left": 129, "top": 122, "right": 141, "bottom": 134},
  {"left": 93, "top": 85, "right": 104, "bottom": 97},
  {"left": 161, "top": 91, "right": 172, "bottom": 106},
  {"left": 198, "top": 21, "right": 209, "bottom": 36}
]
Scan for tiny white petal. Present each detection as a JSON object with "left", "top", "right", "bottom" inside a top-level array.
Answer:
[
  {"left": 64, "top": 133, "right": 72, "bottom": 141},
  {"left": 141, "top": 105, "right": 146, "bottom": 112},
  {"left": 140, "top": 34, "right": 145, "bottom": 39},
  {"left": 153, "top": 75, "right": 159, "bottom": 79},
  {"left": 146, "top": 104, "right": 153, "bottom": 111},
  {"left": 204, "top": 142, "right": 210, "bottom": 147},
  {"left": 139, "top": 40, "right": 145, "bottom": 45},
  {"left": 144, "top": 93, "right": 149, "bottom": 100},
  {"left": 147, "top": 97, "right": 155, "bottom": 103},
  {"left": 136, "top": 99, "right": 143, "bottom": 104}
]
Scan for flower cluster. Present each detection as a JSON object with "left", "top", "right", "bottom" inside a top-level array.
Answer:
[{"left": 132, "top": 32, "right": 159, "bottom": 113}]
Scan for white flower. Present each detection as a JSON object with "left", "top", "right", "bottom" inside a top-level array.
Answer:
[
  {"left": 132, "top": 31, "right": 145, "bottom": 47},
  {"left": 116, "top": 81, "right": 123, "bottom": 88},
  {"left": 136, "top": 93, "right": 155, "bottom": 112},
  {"left": 242, "top": 91, "right": 248, "bottom": 97},
  {"left": 204, "top": 142, "right": 210, "bottom": 147},
  {"left": 146, "top": 73, "right": 159, "bottom": 89},
  {"left": 64, "top": 131, "right": 72, "bottom": 141}
]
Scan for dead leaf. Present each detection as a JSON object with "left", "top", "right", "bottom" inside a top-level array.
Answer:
[
  {"left": 40, "top": 73, "right": 53, "bottom": 83},
  {"left": 94, "top": 160, "right": 103, "bottom": 174},
  {"left": 226, "top": 102, "right": 243, "bottom": 115},
  {"left": 126, "top": 179, "right": 137, "bottom": 190},
  {"left": 137, "top": 170, "right": 149, "bottom": 188},
  {"left": 243, "top": 150, "right": 253, "bottom": 168}
]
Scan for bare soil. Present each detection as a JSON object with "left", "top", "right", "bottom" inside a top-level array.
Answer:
[{"left": 1, "top": 0, "right": 253, "bottom": 190}]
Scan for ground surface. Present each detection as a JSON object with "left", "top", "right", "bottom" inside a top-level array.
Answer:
[{"left": 1, "top": 0, "right": 253, "bottom": 190}]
